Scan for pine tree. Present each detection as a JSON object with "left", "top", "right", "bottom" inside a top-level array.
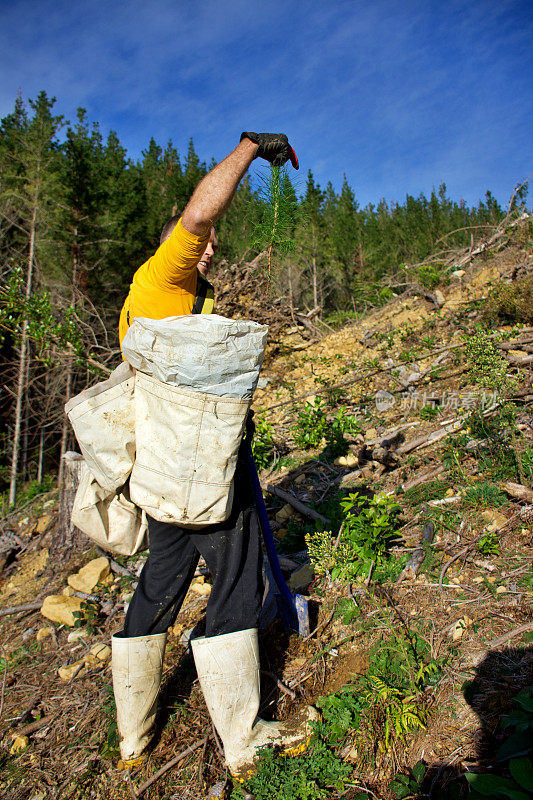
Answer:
[{"left": 0, "top": 91, "right": 64, "bottom": 503}]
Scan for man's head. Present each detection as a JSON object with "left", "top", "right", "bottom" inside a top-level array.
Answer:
[{"left": 160, "top": 215, "right": 218, "bottom": 276}]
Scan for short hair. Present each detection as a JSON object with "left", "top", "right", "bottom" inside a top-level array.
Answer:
[{"left": 160, "top": 213, "right": 183, "bottom": 245}]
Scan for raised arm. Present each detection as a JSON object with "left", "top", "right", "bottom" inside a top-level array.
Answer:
[{"left": 181, "top": 132, "right": 298, "bottom": 237}]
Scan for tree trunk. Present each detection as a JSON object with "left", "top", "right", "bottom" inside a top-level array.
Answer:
[
  {"left": 53, "top": 451, "right": 85, "bottom": 559},
  {"left": 37, "top": 427, "right": 44, "bottom": 484},
  {"left": 312, "top": 255, "right": 318, "bottom": 311},
  {"left": 9, "top": 175, "right": 39, "bottom": 505},
  {"left": 58, "top": 225, "right": 79, "bottom": 487}
]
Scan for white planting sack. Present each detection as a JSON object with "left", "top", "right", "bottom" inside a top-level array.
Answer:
[
  {"left": 130, "top": 371, "right": 250, "bottom": 527},
  {"left": 65, "top": 362, "right": 135, "bottom": 492},
  {"left": 72, "top": 462, "right": 147, "bottom": 556},
  {"left": 121, "top": 314, "right": 268, "bottom": 398}
]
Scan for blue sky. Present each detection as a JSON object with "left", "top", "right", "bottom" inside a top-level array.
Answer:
[{"left": 1, "top": 0, "right": 532, "bottom": 208}]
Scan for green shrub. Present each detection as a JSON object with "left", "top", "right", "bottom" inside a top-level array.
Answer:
[
  {"left": 482, "top": 275, "right": 533, "bottom": 326},
  {"left": 293, "top": 400, "right": 359, "bottom": 455},
  {"left": 293, "top": 398, "right": 328, "bottom": 449},
  {"left": 306, "top": 491, "right": 400, "bottom": 583},
  {"left": 462, "top": 481, "right": 508, "bottom": 508},
  {"left": 252, "top": 414, "right": 276, "bottom": 470},
  {"left": 417, "top": 264, "right": 443, "bottom": 289},
  {"left": 463, "top": 329, "right": 518, "bottom": 395},
  {"left": 230, "top": 737, "right": 351, "bottom": 800}
]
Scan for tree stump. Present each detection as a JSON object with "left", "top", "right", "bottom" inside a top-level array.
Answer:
[{"left": 52, "top": 451, "right": 85, "bottom": 559}]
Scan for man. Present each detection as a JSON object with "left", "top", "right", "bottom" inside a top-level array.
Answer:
[{"left": 112, "top": 132, "right": 314, "bottom": 781}]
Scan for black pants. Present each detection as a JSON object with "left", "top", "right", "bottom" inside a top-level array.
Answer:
[{"left": 121, "top": 458, "right": 263, "bottom": 638}]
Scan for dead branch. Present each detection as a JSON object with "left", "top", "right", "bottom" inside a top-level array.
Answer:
[
  {"left": 265, "top": 484, "right": 330, "bottom": 524},
  {"left": 0, "top": 601, "right": 43, "bottom": 617},
  {"left": 15, "top": 714, "right": 53, "bottom": 737},
  {"left": 400, "top": 464, "right": 445, "bottom": 492},
  {"left": 95, "top": 546, "right": 136, "bottom": 578},
  {"left": 261, "top": 670, "right": 297, "bottom": 700},
  {"left": 488, "top": 622, "right": 533, "bottom": 649},
  {"left": 134, "top": 737, "right": 207, "bottom": 797},
  {"left": 439, "top": 546, "right": 471, "bottom": 589},
  {"left": 0, "top": 643, "right": 7, "bottom": 720}
]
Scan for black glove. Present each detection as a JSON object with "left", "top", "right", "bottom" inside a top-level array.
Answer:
[{"left": 240, "top": 132, "right": 299, "bottom": 169}]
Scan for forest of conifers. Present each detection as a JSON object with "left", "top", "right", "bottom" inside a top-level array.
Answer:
[{"left": 0, "top": 91, "right": 512, "bottom": 501}]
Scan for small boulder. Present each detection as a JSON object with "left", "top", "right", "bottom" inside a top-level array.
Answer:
[
  {"left": 10, "top": 735, "right": 29, "bottom": 754},
  {"left": 275, "top": 503, "right": 294, "bottom": 523},
  {"left": 35, "top": 513, "right": 53, "bottom": 534},
  {"left": 481, "top": 509, "right": 508, "bottom": 531},
  {"left": 434, "top": 290, "right": 446, "bottom": 307},
  {"left": 68, "top": 557, "right": 110, "bottom": 593},
  {"left": 67, "top": 630, "right": 88, "bottom": 643},
  {"left": 450, "top": 616, "right": 473, "bottom": 641},
  {"left": 334, "top": 453, "right": 358, "bottom": 468},
  {"left": 89, "top": 643, "right": 111, "bottom": 661},
  {"left": 36, "top": 627, "right": 52, "bottom": 642},
  {"left": 190, "top": 582, "right": 211, "bottom": 596},
  {"left": 451, "top": 270, "right": 466, "bottom": 279},
  {"left": 41, "top": 595, "right": 83, "bottom": 627},
  {"left": 58, "top": 659, "right": 86, "bottom": 681},
  {"left": 288, "top": 563, "right": 315, "bottom": 592}
]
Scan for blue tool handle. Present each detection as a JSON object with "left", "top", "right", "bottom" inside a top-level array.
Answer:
[{"left": 245, "top": 444, "right": 296, "bottom": 610}]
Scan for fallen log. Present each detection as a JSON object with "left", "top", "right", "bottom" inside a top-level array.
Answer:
[
  {"left": 397, "top": 521, "right": 435, "bottom": 582},
  {"left": 499, "top": 481, "right": 533, "bottom": 503}
]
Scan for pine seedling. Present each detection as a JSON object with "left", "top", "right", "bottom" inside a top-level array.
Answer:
[{"left": 252, "top": 165, "right": 298, "bottom": 284}]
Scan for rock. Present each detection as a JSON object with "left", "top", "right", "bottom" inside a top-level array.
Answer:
[
  {"left": 275, "top": 503, "right": 294, "bottom": 523},
  {"left": 294, "top": 474, "right": 306, "bottom": 485},
  {"left": 434, "top": 290, "right": 446, "bottom": 307},
  {"left": 190, "top": 582, "right": 211, "bottom": 596},
  {"left": 35, "top": 514, "right": 53, "bottom": 534},
  {"left": 68, "top": 557, "right": 110, "bottom": 593},
  {"left": 58, "top": 659, "right": 86, "bottom": 681},
  {"left": 496, "top": 585, "right": 507, "bottom": 594},
  {"left": 481, "top": 509, "right": 508, "bottom": 530},
  {"left": 10, "top": 735, "right": 29, "bottom": 754},
  {"left": 36, "top": 627, "right": 52, "bottom": 642},
  {"left": 67, "top": 630, "right": 88, "bottom": 643},
  {"left": 334, "top": 453, "right": 358, "bottom": 468},
  {"left": 90, "top": 643, "right": 111, "bottom": 660},
  {"left": 450, "top": 616, "right": 473, "bottom": 641},
  {"left": 41, "top": 595, "right": 83, "bottom": 627},
  {"left": 364, "top": 428, "right": 378, "bottom": 442},
  {"left": 288, "top": 563, "right": 314, "bottom": 592},
  {"left": 452, "top": 270, "right": 466, "bottom": 279},
  {"left": 22, "top": 628, "right": 35, "bottom": 641},
  {"left": 85, "top": 643, "right": 111, "bottom": 667}
]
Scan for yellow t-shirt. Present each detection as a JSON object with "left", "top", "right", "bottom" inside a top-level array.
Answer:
[{"left": 119, "top": 219, "right": 214, "bottom": 347}]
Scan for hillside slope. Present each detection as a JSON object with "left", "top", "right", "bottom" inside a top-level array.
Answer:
[{"left": 0, "top": 218, "right": 532, "bottom": 800}]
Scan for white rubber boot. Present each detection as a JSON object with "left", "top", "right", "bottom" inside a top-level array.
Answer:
[
  {"left": 111, "top": 632, "right": 167, "bottom": 766},
  {"left": 191, "top": 628, "right": 317, "bottom": 779}
]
